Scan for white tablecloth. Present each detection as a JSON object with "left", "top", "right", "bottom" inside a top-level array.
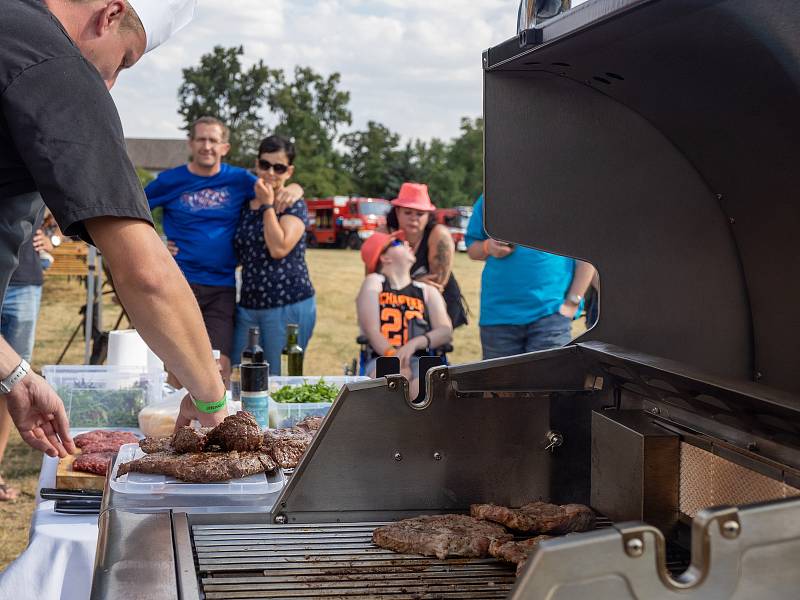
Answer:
[{"left": 0, "top": 455, "right": 98, "bottom": 600}]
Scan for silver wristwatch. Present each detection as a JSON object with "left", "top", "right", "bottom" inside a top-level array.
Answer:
[
  {"left": 0, "top": 359, "right": 30, "bottom": 394},
  {"left": 566, "top": 293, "right": 583, "bottom": 305}
]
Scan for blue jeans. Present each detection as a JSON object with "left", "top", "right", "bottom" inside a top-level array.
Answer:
[
  {"left": 232, "top": 296, "right": 317, "bottom": 375},
  {"left": 1, "top": 285, "right": 42, "bottom": 362},
  {"left": 480, "top": 313, "right": 572, "bottom": 360}
]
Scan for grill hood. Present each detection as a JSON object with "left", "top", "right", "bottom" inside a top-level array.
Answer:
[{"left": 482, "top": 0, "right": 800, "bottom": 395}]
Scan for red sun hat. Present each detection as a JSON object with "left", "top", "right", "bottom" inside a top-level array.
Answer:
[
  {"left": 360, "top": 230, "right": 405, "bottom": 275},
  {"left": 391, "top": 182, "right": 436, "bottom": 212}
]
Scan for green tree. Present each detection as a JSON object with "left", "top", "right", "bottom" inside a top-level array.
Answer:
[
  {"left": 447, "top": 117, "right": 484, "bottom": 205},
  {"left": 341, "top": 121, "right": 402, "bottom": 198},
  {"left": 177, "top": 46, "right": 273, "bottom": 166},
  {"left": 266, "top": 67, "right": 353, "bottom": 197}
]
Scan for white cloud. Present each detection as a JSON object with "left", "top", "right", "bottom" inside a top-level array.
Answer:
[{"left": 112, "top": 0, "right": 512, "bottom": 143}]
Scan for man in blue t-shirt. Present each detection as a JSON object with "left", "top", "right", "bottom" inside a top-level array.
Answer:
[
  {"left": 145, "top": 117, "right": 301, "bottom": 379},
  {"left": 465, "top": 194, "right": 596, "bottom": 359}
]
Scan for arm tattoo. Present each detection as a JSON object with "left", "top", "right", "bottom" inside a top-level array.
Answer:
[{"left": 431, "top": 237, "right": 453, "bottom": 283}]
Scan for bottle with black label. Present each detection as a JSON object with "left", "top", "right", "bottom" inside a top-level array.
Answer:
[
  {"left": 240, "top": 363, "right": 270, "bottom": 429},
  {"left": 281, "top": 323, "right": 304, "bottom": 376},
  {"left": 240, "top": 326, "right": 264, "bottom": 365}
]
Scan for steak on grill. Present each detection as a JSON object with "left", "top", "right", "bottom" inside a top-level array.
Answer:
[
  {"left": 372, "top": 514, "right": 513, "bottom": 560},
  {"left": 489, "top": 535, "right": 552, "bottom": 575},
  {"left": 206, "top": 412, "right": 263, "bottom": 451},
  {"left": 73, "top": 451, "right": 117, "bottom": 476},
  {"left": 470, "top": 502, "right": 595, "bottom": 534},
  {"left": 262, "top": 426, "right": 313, "bottom": 470},
  {"left": 117, "top": 450, "right": 277, "bottom": 483}
]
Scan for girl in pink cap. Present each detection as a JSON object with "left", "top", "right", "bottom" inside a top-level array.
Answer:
[{"left": 383, "top": 183, "right": 468, "bottom": 329}]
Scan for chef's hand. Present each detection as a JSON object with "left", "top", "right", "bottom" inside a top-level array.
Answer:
[
  {"left": 32, "top": 230, "right": 53, "bottom": 253},
  {"left": 6, "top": 372, "right": 76, "bottom": 458},
  {"left": 174, "top": 392, "right": 228, "bottom": 431},
  {"left": 166, "top": 239, "right": 179, "bottom": 257},
  {"left": 254, "top": 178, "right": 275, "bottom": 207},
  {"left": 486, "top": 239, "right": 515, "bottom": 259}
]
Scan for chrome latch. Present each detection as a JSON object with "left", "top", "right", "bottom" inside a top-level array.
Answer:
[{"left": 544, "top": 431, "right": 564, "bottom": 453}]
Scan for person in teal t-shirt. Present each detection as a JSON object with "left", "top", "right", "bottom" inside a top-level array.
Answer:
[{"left": 465, "top": 194, "right": 595, "bottom": 359}]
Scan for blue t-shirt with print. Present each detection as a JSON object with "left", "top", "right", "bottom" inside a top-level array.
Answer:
[
  {"left": 145, "top": 164, "right": 256, "bottom": 287},
  {"left": 465, "top": 195, "right": 575, "bottom": 326}
]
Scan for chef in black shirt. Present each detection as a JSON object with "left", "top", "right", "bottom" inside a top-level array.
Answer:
[{"left": 0, "top": 0, "right": 229, "bottom": 458}]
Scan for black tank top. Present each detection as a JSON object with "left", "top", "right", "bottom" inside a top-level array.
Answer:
[
  {"left": 411, "top": 225, "right": 468, "bottom": 328},
  {"left": 378, "top": 279, "right": 430, "bottom": 349}
]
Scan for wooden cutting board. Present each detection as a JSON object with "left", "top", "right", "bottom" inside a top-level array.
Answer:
[{"left": 56, "top": 452, "right": 106, "bottom": 491}]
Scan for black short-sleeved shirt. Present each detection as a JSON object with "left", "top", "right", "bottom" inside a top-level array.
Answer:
[{"left": 0, "top": 0, "right": 152, "bottom": 243}]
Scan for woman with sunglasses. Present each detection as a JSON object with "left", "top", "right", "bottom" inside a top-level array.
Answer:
[
  {"left": 384, "top": 183, "right": 468, "bottom": 330},
  {"left": 356, "top": 231, "right": 453, "bottom": 399},
  {"left": 232, "top": 135, "right": 316, "bottom": 374}
]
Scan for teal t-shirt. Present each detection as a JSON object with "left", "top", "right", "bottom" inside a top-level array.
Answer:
[{"left": 465, "top": 195, "right": 575, "bottom": 326}]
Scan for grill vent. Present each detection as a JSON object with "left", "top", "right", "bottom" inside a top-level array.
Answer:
[{"left": 679, "top": 444, "right": 800, "bottom": 517}]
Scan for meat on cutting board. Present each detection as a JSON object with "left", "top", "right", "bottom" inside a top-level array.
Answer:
[
  {"left": 470, "top": 502, "right": 595, "bottom": 534},
  {"left": 489, "top": 535, "right": 552, "bottom": 575},
  {"left": 74, "top": 430, "right": 138, "bottom": 449},
  {"left": 72, "top": 451, "right": 116, "bottom": 476},
  {"left": 117, "top": 450, "right": 277, "bottom": 483},
  {"left": 372, "top": 514, "right": 513, "bottom": 560}
]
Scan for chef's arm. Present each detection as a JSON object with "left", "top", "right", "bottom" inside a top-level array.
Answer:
[
  {"left": 85, "top": 217, "right": 226, "bottom": 407},
  {"left": 356, "top": 275, "right": 393, "bottom": 355}
]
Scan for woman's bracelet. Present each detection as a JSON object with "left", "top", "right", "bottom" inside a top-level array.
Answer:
[
  {"left": 191, "top": 391, "right": 228, "bottom": 414},
  {"left": 422, "top": 333, "right": 432, "bottom": 350}
]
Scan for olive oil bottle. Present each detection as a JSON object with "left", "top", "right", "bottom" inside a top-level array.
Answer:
[{"left": 281, "top": 324, "right": 304, "bottom": 376}]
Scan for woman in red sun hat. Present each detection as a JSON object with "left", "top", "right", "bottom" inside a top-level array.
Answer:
[{"left": 383, "top": 183, "right": 468, "bottom": 329}]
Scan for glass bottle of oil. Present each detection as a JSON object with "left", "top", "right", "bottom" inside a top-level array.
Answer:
[{"left": 281, "top": 324, "right": 304, "bottom": 376}]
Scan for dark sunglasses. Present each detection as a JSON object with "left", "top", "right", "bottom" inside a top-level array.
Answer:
[
  {"left": 257, "top": 159, "right": 290, "bottom": 174},
  {"left": 382, "top": 238, "right": 404, "bottom": 253}
]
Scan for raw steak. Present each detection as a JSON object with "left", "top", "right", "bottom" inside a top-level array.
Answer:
[
  {"left": 73, "top": 451, "right": 116, "bottom": 476},
  {"left": 372, "top": 514, "right": 513, "bottom": 560},
  {"left": 206, "top": 412, "right": 262, "bottom": 451},
  {"left": 470, "top": 502, "right": 595, "bottom": 534},
  {"left": 117, "top": 450, "right": 277, "bottom": 483},
  {"left": 262, "top": 426, "right": 313, "bottom": 470},
  {"left": 74, "top": 430, "right": 138, "bottom": 449},
  {"left": 489, "top": 535, "right": 551, "bottom": 575}
]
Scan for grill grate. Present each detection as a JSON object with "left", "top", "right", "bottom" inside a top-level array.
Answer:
[
  {"left": 191, "top": 516, "right": 688, "bottom": 599},
  {"left": 193, "top": 521, "right": 517, "bottom": 599}
]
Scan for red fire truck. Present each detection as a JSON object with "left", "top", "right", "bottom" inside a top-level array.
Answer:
[
  {"left": 306, "top": 196, "right": 391, "bottom": 249},
  {"left": 434, "top": 205, "right": 473, "bottom": 252}
]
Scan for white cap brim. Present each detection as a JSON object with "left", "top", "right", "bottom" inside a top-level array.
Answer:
[{"left": 129, "top": 0, "right": 197, "bottom": 54}]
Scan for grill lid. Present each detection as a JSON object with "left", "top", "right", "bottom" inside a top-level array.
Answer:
[{"left": 482, "top": 0, "right": 800, "bottom": 395}]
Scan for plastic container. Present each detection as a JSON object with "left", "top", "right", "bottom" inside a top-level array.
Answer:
[
  {"left": 43, "top": 365, "right": 164, "bottom": 429},
  {"left": 267, "top": 376, "right": 368, "bottom": 429},
  {"left": 109, "top": 443, "right": 285, "bottom": 496}
]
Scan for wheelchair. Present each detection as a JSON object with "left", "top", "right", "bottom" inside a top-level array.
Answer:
[{"left": 350, "top": 334, "right": 453, "bottom": 377}]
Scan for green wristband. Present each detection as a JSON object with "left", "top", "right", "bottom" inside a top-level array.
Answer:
[{"left": 191, "top": 391, "right": 227, "bottom": 414}]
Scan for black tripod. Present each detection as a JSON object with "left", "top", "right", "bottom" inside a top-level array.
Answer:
[{"left": 55, "top": 288, "right": 129, "bottom": 365}]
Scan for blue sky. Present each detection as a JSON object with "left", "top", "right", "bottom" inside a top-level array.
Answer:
[{"left": 111, "top": 0, "right": 511, "bottom": 143}]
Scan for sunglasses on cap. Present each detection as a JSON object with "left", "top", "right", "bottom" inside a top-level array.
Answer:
[
  {"left": 257, "top": 159, "right": 290, "bottom": 175},
  {"left": 382, "top": 238, "right": 404, "bottom": 253}
]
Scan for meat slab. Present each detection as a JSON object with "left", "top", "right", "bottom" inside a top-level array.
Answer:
[
  {"left": 372, "top": 514, "right": 513, "bottom": 560},
  {"left": 470, "top": 502, "right": 595, "bottom": 534},
  {"left": 206, "top": 412, "right": 262, "bottom": 451},
  {"left": 139, "top": 436, "right": 173, "bottom": 454},
  {"left": 262, "top": 426, "right": 313, "bottom": 470},
  {"left": 489, "top": 535, "right": 551, "bottom": 575},
  {"left": 74, "top": 430, "right": 138, "bottom": 449},
  {"left": 73, "top": 451, "right": 116, "bottom": 476},
  {"left": 117, "top": 450, "right": 277, "bottom": 483}
]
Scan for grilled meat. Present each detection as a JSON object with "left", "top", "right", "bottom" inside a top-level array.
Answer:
[
  {"left": 139, "top": 436, "right": 173, "bottom": 454},
  {"left": 489, "top": 535, "right": 551, "bottom": 575},
  {"left": 206, "top": 411, "right": 263, "bottom": 451},
  {"left": 296, "top": 415, "right": 323, "bottom": 432},
  {"left": 471, "top": 502, "right": 595, "bottom": 534},
  {"left": 117, "top": 450, "right": 277, "bottom": 483},
  {"left": 73, "top": 451, "right": 117, "bottom": 476},
  {"left": 372, "top": 514, "right": 513, "bottom": 560},
  {"left": 74, "top": 430, "right": 138, "bottom": 449},
  {"left": 262, "top": 426, "right": 313, "bottom": 470},
  {"left": 172, "top": 426, "right": 210, "bottom": 453}
]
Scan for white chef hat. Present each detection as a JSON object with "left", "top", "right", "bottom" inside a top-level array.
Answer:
[{"left": 128, "top": 0, "right": 198, "bottom": 54}]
